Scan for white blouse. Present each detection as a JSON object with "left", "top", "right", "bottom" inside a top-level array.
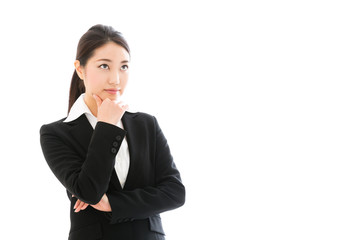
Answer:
[{"left": 64, "top": 93, "right": 129, "bottom": 188}]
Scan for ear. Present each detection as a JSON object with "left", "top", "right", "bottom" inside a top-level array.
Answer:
[{"left": 74, "top": 60, "right": 85, "bottom": 80}]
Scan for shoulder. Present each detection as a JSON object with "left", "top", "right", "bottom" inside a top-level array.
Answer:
[
  {"left": 125, "top": 111, "right": 157, "bottom": 123},
  {"left": 124, "top": 111, "right": 162, "bottom": 132},
  {"left": 39, "top": 117, "right": 68, "bottom": 135}
]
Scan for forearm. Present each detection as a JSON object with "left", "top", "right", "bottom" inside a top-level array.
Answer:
[
  {"left": 40, "top": 121, "right": 126, "bottom": 204},
  {"left": 77, "top": 122, "right": 126, "bottom": 203},
  {"left": 107, "top": 179, "right": 185, "bottom": 223}
]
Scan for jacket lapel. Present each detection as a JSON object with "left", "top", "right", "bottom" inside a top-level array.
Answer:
[
  {"left": 121, "top": 112, "right": 138, "bottom": 190},
  {"left": 109, "top": 169, "right": 122, "bottom": 191}
]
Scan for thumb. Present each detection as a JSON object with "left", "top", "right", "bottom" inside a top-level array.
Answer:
[{"left": 93, "top": 94, "right": 102, "bottom": 108}]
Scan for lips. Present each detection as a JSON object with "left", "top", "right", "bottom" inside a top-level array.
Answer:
[{"left": 105, "top": 89, "right": 120, "bottom": 95}]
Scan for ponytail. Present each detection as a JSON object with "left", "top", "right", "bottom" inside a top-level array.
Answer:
[{"left": 68, "top": 70, "right": 85, "bottom": 114}]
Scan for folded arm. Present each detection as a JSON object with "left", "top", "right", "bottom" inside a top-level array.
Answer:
[{"left": 40, "top": 121, "right": 126, "bottom": 204}]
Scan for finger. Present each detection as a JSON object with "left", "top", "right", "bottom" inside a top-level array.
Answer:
[
  {"left": 78, "top": 201, "right": 86, "bottom": 209},
  {"left": 93, "top": 94, "right": 102, "bottom": 108},
  {"left": 74, "top": 199, "right": 80, "bottom": 210},
  {"left": 75, "top": 201, "right": 86, "bottom": 212},
  {"left": 81, "top": 203, "right": 89, "bottom": 210},
  {"left": 115, "top": 100, "right": 124, "bottom": 106},
  {"left": 122, "top": 104, "right": 129, "bottom": 111},
  {"left": 117, "top": 102, "right": 128, "bottom": 110}
]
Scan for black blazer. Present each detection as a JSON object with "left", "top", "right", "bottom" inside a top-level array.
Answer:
[{"left": 40, "top": 112, "right": 185, "bottom": 240}]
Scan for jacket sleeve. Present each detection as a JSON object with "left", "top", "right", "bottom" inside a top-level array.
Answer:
[
  {"left": 107, "top": 117, "right": 185, "bottom": 224},
  {"left": 40, "top": 121, "right": 127, "bottom": 205}
]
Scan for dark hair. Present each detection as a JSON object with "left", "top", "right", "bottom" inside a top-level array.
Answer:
[{"left": 68, "top": 24, "right": 130, "bottom": 113}]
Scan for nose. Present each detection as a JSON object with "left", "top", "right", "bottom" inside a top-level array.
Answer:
[{"left": 109, "top": 71, "right": 120, "bottom": 85}]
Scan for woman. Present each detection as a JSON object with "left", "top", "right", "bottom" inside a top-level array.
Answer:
[{"left": 40, "top": 24, "right": 185, "bottom": 240}]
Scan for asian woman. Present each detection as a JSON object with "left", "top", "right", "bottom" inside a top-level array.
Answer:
[{"left": 40, "top": 24, "right": 185, "bottom": 240}]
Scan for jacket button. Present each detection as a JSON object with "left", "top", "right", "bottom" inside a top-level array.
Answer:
[
  {"left": 111, "top": 148, "right": 117, "bottom": 154},
  {"left": 115, "top": 135, "right": 122, "bottom": 141},
  {"left": 112, "top": 142, "right": 119, "bottom": 147}
]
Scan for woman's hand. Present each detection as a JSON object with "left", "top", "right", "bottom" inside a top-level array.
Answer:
[
  {"left": 73, "top": 194, "right": 112, "bottom": 213},
  {"left": 93, "top": 94, "right": 128, "bottom": 125},
  {"left": 91, "top": 194, "right": 112, "bottom": 212},
  {"left": 73, "top": 195, "right": 89, "bottom": 213}
]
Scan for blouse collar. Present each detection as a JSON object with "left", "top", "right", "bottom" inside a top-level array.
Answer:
[{"left": 64, "top": 94, "right": 97, "bottom": 128}]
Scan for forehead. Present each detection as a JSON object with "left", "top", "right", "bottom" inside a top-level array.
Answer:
[{"left": 91, "top": 41, "right": 130, "bottom": 62}]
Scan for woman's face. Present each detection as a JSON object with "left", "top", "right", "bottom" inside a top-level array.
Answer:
[{"left": 75, "top": 41, "right": 130, "bottom": 102}]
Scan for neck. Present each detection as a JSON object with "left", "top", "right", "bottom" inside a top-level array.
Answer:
[{"left": 84, "top": 93, "right": 98, "bottom": 117}]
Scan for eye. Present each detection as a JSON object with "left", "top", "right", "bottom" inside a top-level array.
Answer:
[
  {"left": 99, "top": 64, "right": 109, "bottom": 69},
  {"left": 121, "top": 65, "right": 129, "bottom": 71}
]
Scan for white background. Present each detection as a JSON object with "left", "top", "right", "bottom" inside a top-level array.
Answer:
[{"left": 1, "top": 0, "right": 360, "bottom": 239}]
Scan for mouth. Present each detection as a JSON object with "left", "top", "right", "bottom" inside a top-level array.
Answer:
[{"left": 104, "top": 89, "right": 120, "bottom": 95}]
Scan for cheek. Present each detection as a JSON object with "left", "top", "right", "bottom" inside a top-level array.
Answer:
[
  {"left": 84, "top": 70, "right": 105, "bottom": 90},
  {"left": 121, "top": 74, "right": 129, "bottom": 87}
]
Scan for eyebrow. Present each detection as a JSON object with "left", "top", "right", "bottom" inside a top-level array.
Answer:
[{"left": 96, "top": 58, "right": 129, "bottom": 63}]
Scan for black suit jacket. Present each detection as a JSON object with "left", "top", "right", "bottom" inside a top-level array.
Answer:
[{"left": 40, "top": 112, "right": 185, "bottom": 240}]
